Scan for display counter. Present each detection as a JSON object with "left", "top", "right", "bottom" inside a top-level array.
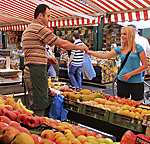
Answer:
[{"left": 59, "top": 58, "right": 117, "bottom": 84}]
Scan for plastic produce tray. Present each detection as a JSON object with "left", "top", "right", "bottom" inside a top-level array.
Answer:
[
  {"left": 63, "top": 99, "right": 83, "bottom": 113},
  {"left": 109, "top": 111, "right": 144, "bottom": 132},
  {"left": 81, "top": 104, "right": 110, "bottom": 122}
]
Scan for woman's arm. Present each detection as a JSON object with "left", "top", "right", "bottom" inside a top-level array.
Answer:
[
  {"left": 87, "top": 50, "right": 117, "bottom": 59},
  {"left": 122, "top": 51, "right": 148, "bottom": 81}
]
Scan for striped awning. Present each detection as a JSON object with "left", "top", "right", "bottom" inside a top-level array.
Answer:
[{"left": 0, "top": 0, "right": 150, "bottom": 31}]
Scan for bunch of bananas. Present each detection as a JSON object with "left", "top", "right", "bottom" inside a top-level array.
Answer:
[{"left": 5, "top": 94, "right": 34, "bottom": 114}]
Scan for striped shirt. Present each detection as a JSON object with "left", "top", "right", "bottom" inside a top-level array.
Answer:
[
  {"left": 22, "top": 19, "right": 59, "bottom": 65},
  {"left": 71, "top": 39, "right": 85, "bottom": 66}
]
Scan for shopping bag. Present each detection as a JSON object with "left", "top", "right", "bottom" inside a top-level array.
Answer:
[
  {"left": 49, "top": 93, "right": 68, "bottom": 121},
  {"left": 82, "top": 53, "right": 96, "bottom": 80}
]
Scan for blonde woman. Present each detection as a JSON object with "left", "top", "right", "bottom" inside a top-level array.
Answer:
[{"left": 88, "top": 26, "right": 148, "bottom": 103}]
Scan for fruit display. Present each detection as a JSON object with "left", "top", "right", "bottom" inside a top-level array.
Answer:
[{"left": 0, "top": 93, "right": 120, "bottom": 143}]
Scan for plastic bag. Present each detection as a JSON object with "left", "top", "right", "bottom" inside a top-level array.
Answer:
[
  {"left": 49, "top": 93, "right": 68, "bottom": 121},
  {"left": 47, "top": 63, "right": 56, "bottom": 77},
  {"left": 121, "top": 130, "right": 136, "bottom": 144},
  {"left": 82, "top": 53, "right": 96, "bottom": 80}
]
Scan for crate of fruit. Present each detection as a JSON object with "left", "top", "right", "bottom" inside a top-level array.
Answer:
[
  {"left": 81, "top": 104, "right": 110, "bottom": 122},
  {"left": 63, "top": 98, "right": 83, "bottom": 113},
  {"left": 109, "top": 111, "right": 144, "bottom": 132}
]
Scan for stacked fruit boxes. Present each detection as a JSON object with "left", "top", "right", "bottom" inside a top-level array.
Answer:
[
  {"left": 81, "top": 104, "right": 110, "bottom": 122},
  {"left": 109, "top": 111, "right": 144, "bottom": 133}
]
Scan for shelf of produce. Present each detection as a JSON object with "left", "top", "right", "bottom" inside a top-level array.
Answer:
[{"left": 67, "top": 110, "right": 146, "bottom": 141}]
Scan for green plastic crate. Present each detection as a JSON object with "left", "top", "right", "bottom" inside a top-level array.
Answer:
[
  {"left": 81, "top": 104, "right": 110, "bottom": 122},
  {"left": 63, "top": 99, "right": 83, "bottom": 113},
  {"left": 109, "top": 111, "right": 144, "bottom": 132}
]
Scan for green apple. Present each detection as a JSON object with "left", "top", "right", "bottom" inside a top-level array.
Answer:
[{"left": 97, "top": 138, "right": 106, "bottom": 143}]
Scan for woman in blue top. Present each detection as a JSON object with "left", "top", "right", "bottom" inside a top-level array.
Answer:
[{"left": 88, "top": 26, "right": 148, "bottom": 103}]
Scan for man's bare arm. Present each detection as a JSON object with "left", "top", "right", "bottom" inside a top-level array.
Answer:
[{"left": 55, "top": 38, "right": 88, "bottom": 53}]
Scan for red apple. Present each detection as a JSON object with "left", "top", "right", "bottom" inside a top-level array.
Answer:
[
  {"left": 4, "top": 106, "right": 13, "bottom": 111},
  {"left": 85, "top": 131, "right": 96, "bottom": 137},
  {"left": 4, "top": 111, "right": 17, "bottom": 121},
  {"left": 23, "top": 116, "right": 40, "bottom": 127},
  {"left": 0, "top": 116, "right": 11, "bottom": 124},
  {"left": 38, "top": 139, "right": 55, "bottom": 144},
  {"left": 17, "top": 114, "right": 28, "bottom": 123},
  {"left": 39, "top": 117, "right": 46, "bottom": 125},
  {"left": 16, "top": 109, "right": 26, "bottom": 114},
  {"left": 0, "top": 107, "right": 7, "bottom": 116},
  {"left": 16, "top": 126, "right": 30, "bottom": 134},
  {"left": 13, "top": 110, "right": 21, "bottom": 116},
  {"left": 9, "top": 121, "right": 20, "bottom": 128},
  {"left": 41, "top": 130, "right": 55, "bottom": 142},
  {"left": 0, "top": 122, "right": 9, "bottom": 133},
  {"left": 0, "top": 126, "right": 20, "bottom": 144},
  {"left": 31, "top": 134, "right": 42, "bottom": 144},
  {"left": 72, "top": 129, "right": 83, "bottom": 137},
  {"left": 95, "top": 134, "right": 104, "bottom": 139}
]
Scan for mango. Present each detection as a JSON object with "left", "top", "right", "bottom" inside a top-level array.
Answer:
[
  {"left": 79, "top": 95, "right": 94, "bottom": 101},
  {"left": 80, "top": 89, "right": 92, "bottom": 95},
  {"left": 94, "top": 98, "right": 107, "bottom": 104},
  {"left": 108, "top": 105, "right": 118, "bottom": 112},
  {"left": 90, "top": 93, "right": 104, "bottom": 99}
]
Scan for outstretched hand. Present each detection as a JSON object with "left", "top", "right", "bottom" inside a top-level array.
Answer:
[
  {"left": 87, "top": 50, "right": 92, "bottom": 56},
  {"left": 48, "top": 57, "right": 58, "bottom": 66}
]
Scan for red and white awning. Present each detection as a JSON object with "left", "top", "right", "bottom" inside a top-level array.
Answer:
[{"left": 0, "top": 0, "right": 150, "bottom": 31}]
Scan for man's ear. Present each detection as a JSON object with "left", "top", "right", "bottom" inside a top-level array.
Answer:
[{"left": 38, "top": 13, "right": 43, "bottom": 19}]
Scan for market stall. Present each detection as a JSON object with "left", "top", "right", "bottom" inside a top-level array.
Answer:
[{"left": 1, "top": 1, "right": 150, "bottom": 143}]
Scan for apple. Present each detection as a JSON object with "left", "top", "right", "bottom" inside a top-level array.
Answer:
[
  {"left": 39, "top": 117, "right": 46, "bottom": 125},
  {"left": 85, "top": 131, "right": 96, "bottom": 137},
  {"left": 80, "top": 139, "right": 89, "bottom": 144},
  {"left": 4, "top": 105, "right": 13, "bottom": 111},
  {"left": 77, "top": 135, "right": 88, "bottom": 141},
  {"left": 16, "top": 126, "right": 30, "bottom": 134},
  {"left": 4, "top": 111, "right": 17, "bottom": 121},
  {"left": 11, "top": 132, "right": 34, "bottom": 144},
  {"left": 0, "top": 107, "right": 7, "bottom": 116},
  {"left": 95, "top": 134, "right": 104, "bottom": 139},
  {"left": 9, "top": 121, "right": 20, "bottom": 128},
  {"left": 0, "top": 116, "right": 11, "bottom": 124},
  {"left": 38, "top": 139, "right": 55, "bottom": 144},
  {"left": 17, "top": 114, "right": 28, "bottom": 123},
  {"left": 16, "top": 109, "right": 26, "bottom": 114},
  {"left": 23, "top": 116, "right": 40, "bottom": 127},
  {"left": 41, "top": 130, "right": 55, "bottom": 142},
  {"left": 72, "top": 129, "right": 83, "bottom": 137},
  {"left": 31, "top": 134, "right": 42, "bottom": 144},
  {"left": 0, "top": 122, "right": 8, "bottom": 133},
  {"left": 13, "top": 110, "right": 21, "bottom": 116},
  {"left": 0, "top": 126, "right": 20, "bottom": 144}
]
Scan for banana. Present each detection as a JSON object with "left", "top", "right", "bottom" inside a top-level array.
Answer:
[
  {"left": 18, "top": 98, "right": 34, "bottom": 115},
  {"left": 13, "top": 99, "right": 20, "bottom": 110}
]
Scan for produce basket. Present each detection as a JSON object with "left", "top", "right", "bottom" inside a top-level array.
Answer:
[
  {"left": 63, "top": 98, "right": 83, "bottom": 113},
  {"left": 109, "top": 111, "right": 144, "bottom": 132},
  {"left": 81, "top": 104, "right": 110, "bottom": 122}
]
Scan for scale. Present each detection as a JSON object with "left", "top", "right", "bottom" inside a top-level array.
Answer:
[{"left": 0, "top": 49, "right": 21, "bottom": 85}]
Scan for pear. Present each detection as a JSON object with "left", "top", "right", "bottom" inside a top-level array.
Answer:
[{"left": 11, "top": 132, "right": 34, "bottom": 144}]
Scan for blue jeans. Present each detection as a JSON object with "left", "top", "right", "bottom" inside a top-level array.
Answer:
[{"left": 69, "top": 64, "right": 82, "bottom": 88}]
